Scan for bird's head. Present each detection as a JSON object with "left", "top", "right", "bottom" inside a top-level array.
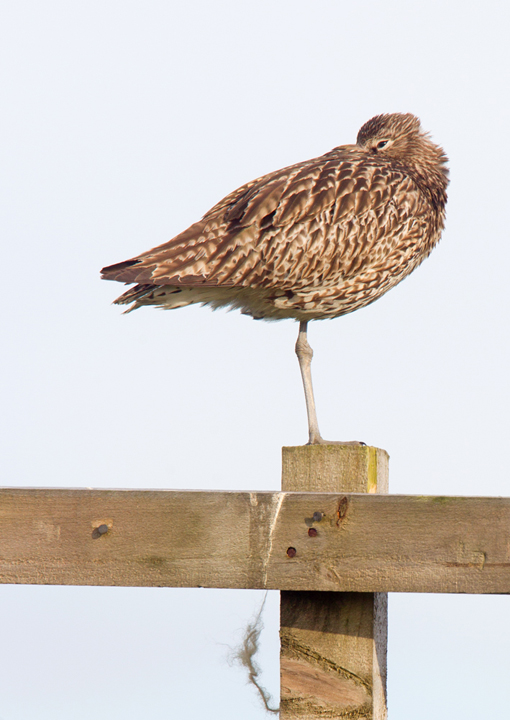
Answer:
[
  {"left": 357, "top": 113, "right": 446, "bottom": 167},
  {"left": 356, "top": 112, "right": 449, "bottom": 204}
]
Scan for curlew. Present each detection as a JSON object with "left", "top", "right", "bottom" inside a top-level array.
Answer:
[{"left": 101, "top": 113, "right": 448, "bottom": 444}]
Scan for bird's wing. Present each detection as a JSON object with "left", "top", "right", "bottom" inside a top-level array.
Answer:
[{"left": 101, "top": 147, "right": 427, "bottom": 290}]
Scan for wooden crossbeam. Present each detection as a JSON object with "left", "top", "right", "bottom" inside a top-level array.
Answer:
[{"left": 0, "top": 487, "right": 509, "bottom": 593}]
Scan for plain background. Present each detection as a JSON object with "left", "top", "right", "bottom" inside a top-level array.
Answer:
[{"left": 2, "top": 0, "right": 510, "bottom": 717}]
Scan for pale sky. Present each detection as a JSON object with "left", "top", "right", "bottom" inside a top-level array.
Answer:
[{"left": 2, "top": 1, "right": 510, "bottom": 717}]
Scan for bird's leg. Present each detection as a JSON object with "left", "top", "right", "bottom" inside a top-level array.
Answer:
[
  {"left": 295, "top": 321, "right": 364, "bottom": 446},
  {"left": 295, "top": 321, "right": 323, "bottom": 444}
]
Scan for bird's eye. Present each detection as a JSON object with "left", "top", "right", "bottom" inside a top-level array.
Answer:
[{"left": 376, "top": 140, "right": 389, "bottom": 150}]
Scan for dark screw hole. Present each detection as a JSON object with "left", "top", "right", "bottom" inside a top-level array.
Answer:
[
  {"left": 92, "top": 524, "right": 109, "bottom": 539},
  {"left": 286, "top": 547, "right": 297, "bottom": 558},
  {"left": 308, "top": 527, "right": 318, "bottom": 537}
]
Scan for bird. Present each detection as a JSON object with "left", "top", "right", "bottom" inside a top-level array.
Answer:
[{"left": 101, "top": 113, "right": 448, "bottom": 444}]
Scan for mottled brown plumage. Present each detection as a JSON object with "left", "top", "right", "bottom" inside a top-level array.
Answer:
[
  {"left": 102, "top": 113, "right": 448, "bottom": 443},
  {"left": 102, "top": 113, "right": 448, "bottom": 320}
]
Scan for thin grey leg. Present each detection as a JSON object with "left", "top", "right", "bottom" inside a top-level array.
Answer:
[
  {"left": 294, "top": 321, "right": 363, "bottom": 446},
  {"left": 295, "top": 321, "right": 323, "bottom": 444}
]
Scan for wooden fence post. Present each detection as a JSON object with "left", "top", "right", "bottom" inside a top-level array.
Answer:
[{"left": 280, "top": 445, "right": 389, "bottom": 719}]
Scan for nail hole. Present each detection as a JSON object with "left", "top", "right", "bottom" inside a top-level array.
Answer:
[
  {"left": 308, "top": 528, "right": 318, "bottom": 537},
  {"left": 286, "top": 547, "right": 297, "bottom": 558}
]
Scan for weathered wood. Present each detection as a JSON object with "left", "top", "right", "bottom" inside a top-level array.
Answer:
[
  {"left": 281, "top": 444, "right": 389, "bottom": 494},
  {"left": 0, "top": 485, "right": 509, "bottom": 592},
  {"left": 280, "top": 445, "right": 388, "bottom": 720}
]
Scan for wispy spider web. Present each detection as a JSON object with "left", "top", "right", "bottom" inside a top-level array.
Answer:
[{"left": 228, "top": 592, "right": 279, "bottom": 714}]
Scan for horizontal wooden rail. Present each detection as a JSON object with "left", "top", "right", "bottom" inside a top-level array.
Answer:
[{"left": 0, "top": 488, "right": 508, "bottom": 593}]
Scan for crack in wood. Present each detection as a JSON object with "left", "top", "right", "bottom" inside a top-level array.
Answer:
[
  {"left": 262, "top": 492, "right": 285, "bottom": 585},
  {"left": 281, "top": 635, "right": 371, "bottom": 693}
]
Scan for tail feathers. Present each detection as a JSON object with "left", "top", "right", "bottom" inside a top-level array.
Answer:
[{"left": 101, "top": 259, "right": 143, "bottom": 283}]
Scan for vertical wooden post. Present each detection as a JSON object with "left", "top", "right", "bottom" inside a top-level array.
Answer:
[{"left": 280, "top": 445, "right": 389, "bottom": 719}]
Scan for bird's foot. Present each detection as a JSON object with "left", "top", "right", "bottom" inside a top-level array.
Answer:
[{"left": 307, "top": 433, "right": 366, "bottom": 446}]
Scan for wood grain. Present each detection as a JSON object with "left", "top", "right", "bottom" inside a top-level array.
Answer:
[{"left": 0, "top": 486, "right": 508, "bottom": 593}]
